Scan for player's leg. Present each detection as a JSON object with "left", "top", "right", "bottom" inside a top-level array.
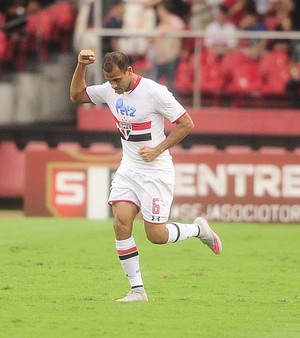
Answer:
[
  {"left": 140, "top": 176, "right": 222, "bottom": 254},
  {"left": 111, "top": 201, "right": 148, "bottom": 302},
  {"left": 144, "top": 218, "right": 222, "bottom": 254}
]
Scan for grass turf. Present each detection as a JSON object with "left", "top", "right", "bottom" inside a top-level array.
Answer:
[{"left": 0, "top": 218, "right": 299, "bottom": 338}]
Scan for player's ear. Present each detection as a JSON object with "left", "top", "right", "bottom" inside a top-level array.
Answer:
[{"left": 127, "top": 66, "right": 133, "bottom": 74}]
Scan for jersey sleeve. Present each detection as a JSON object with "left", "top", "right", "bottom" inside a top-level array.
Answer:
[
  {"left": 152, "top": 84, "right": 186, "bottom": 123},
  {"left": 86, "top": 83, "right": 109, "bottom": 105}
]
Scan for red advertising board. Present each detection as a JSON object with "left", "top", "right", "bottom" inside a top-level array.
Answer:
[
  {"left": 171, "top": 150, "right": 300, "bottom": 224},
  {"left": 25, "top": 148, "right": 121, "bottom": 219},
  {"left": 25, "top": 147, "right": 300, "bottom": 223}
]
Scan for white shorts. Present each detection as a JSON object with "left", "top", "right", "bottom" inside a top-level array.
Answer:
[{"left": 108, "top": 168, "right": 174, "bottom": 224}]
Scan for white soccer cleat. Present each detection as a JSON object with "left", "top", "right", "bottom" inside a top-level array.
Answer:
[
  {"left": 116, "top": 288, "right": 148, "bottom": 303},
  {"left": 194, "top": 217, "right": 222, "bottom": 254}
]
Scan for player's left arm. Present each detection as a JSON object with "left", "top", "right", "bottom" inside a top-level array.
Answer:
[{"left": 139, "top": 113, "right": 194, "bottom": 162}]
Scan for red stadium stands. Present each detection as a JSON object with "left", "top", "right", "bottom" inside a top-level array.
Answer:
[
  {"left": 258, "top": 51, "right": 290, "bottom": 96},
  {"left": 0, "top": 31, "right": 7, "bottom": 62},
  {"left": 45, "top": 1, "right": 76, "bottom": 52},
  {"left": 224, "top": 59, "right": 260, "bottom": 96},
  {"left": 174, "top": 57, "right": 194, "bottom": 95},
  {"left": 17, "top": 11, "right": 53, "bottom": 70},
  {"left": 11, "top": 1, "right": 76, "bottom": 71},
  {"left": 221, "top": 49, "right": 249, "bottom": 84}
]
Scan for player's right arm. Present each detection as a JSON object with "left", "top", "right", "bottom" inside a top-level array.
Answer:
[{"left": 70, "top": 49, "right": 95, "bottom": 104}]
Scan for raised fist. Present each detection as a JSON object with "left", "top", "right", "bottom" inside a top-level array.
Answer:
[{"left": 78, "top": 49, "right": 96, "bottom": 65}]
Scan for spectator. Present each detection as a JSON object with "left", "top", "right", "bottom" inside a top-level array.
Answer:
[
  {"left": 118, "top": 0, "right": 156, "bottom": 56},
  {"left": 239, "top": 9, "right": 268, "bottom": 60},
  {"left": 102, "top": 0, "right": 125, "bottom": 55},
  {"left": 183, "top": 0, "right": 221, "bottom": 29},
  {"left": 267, "top": 0, "right": 293, "bottom": 54},
  {"left": 253, "top": 0, "right": 271, "bottom": 16},
  {"left": 221, "top": 0, "right": 247, "bottom": 26},
  {"left": 26, "top": 0, "right": 42, "bottom": 14},
  {"left": 290, "top": 0, "right": 300, "bottom": 62},
  {"left": 203, "top": 4, "right": 238, "bottom": 56},
  {"left": 148, "top": 0, "right": 185, "bottom": 96},
  {"left": 285, "top": 63, "right": 300, "bottom": 108},
  {"left": 290, "top": 0, "right": 300, "bottom": 30},
  {"left": 169, "top": 0, "right": 191, "bottom": 24}
]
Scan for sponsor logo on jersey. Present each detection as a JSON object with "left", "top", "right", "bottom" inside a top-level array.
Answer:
[
  {"left": 116, "top": 98, "right": 136, "bottom": 117},
  {"left": 114, "top": 97, "right": 152, "bottom": 141}
]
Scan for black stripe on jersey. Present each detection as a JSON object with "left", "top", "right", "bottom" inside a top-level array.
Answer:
[
  {"left": 118, "top": 251, "right": 139, "bottom": 260},
  {"left": 118, "top": 130, "right": 152, "bottom": 142}
]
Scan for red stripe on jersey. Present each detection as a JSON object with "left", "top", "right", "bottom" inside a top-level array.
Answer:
[
  {"left": 132, "top": 121, "right": 151, "bottom": 130},
  {"left": 114, "top": 118, "right": 151, "bottom": 131},
  {"left": 117, "top": 246, "right": 138, "bottom": 256}
]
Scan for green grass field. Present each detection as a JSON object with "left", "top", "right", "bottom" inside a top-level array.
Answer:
[{"left": 1, "top": 218, "right": 299, "bottom": 338}]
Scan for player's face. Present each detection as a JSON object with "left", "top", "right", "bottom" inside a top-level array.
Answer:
[{"left": 104, "top": 66, "right": 132, "bottom": 95}]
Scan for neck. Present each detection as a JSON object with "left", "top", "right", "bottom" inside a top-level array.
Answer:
[{"left": 129, "top": 73, "right": 138, "bottom": 91}]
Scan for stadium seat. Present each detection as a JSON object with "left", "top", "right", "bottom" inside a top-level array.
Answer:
[
  {"left": 17, "top": 11, "right": 53, "bottom": 71},
  {"left": 258, "top": 51, "right": 290, "bottom": 95},
  {"left": 200, "top": 59, "right": 223, "bottom": 94},
  {"left": 174, "top": 57, "right": 194, "bottom": 95},
  {"left": 46, "top": 1, "right": 76, "bottom": 52},
  {"left": 221, "top": 49, "right": 249, "bottom": 84},
  {"left": 224, "top": 59, "right": 260, "bottom": 101},
  {"left": 200, "top": 49, "right": 220, "bottom": 66},
  {"left": 0, "top": 31, "right": 7, "bottom": 63},
  {"left": 189, "top": 49, "right": 224, "bottom": 105}
]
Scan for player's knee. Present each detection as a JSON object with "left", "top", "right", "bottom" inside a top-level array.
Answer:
[
  {"left": 146, "top": 232, "right": 167, "bottom": 245},
  {"left": 113, "top": 219, "right": 131, "bottom": 237}
]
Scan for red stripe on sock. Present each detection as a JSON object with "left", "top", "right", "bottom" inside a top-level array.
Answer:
[{"left": 117, "top": 246, "right": 137, "bottom": 256}]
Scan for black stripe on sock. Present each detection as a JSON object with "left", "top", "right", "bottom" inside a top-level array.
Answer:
[
  {"left": 196, "top": 224, "right": 201, "bottom": 238},
  {"left": 132, "top": 285, "right": 144, "bottom": 289},
  {"left": 172, "top": 222, "right": 181, "bottom": 242},
  {"left": 118, "top": 251, "right": 139, "bottom": 261}
]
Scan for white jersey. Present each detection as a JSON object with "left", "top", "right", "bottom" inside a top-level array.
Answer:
[{"left": 86, "top": 76, "right": 186, "bottom": 177}]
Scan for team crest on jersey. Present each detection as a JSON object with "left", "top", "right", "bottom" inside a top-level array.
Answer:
[
  {"left": 118, "top": 121, "right": 132, "bottom": 140},
  {"left": 114, "top": 98, "right": 152, "bottom": 142}
]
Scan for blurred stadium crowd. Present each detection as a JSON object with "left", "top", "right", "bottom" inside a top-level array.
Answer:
[
  {"left": 0, "top": 0, "right": 300, "bottom": 206},
  {"left": 0, "top": 0, "right": 300, "bottom": 108}
]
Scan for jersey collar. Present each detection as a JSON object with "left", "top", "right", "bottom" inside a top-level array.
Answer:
[{"left": 129, "top": 75, "right": 142, "bottom": 94}]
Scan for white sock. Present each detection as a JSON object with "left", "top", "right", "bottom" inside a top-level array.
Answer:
[
  {"left": 115, "top": 236, "right": 144, "bottom": 289},
  {"left": 166, "top": 222, "right": 200, "bottom": 243}
]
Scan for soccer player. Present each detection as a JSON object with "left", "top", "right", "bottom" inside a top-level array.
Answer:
[{"left": 70, "top": 50, "right": 222, "bottom": 302}]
